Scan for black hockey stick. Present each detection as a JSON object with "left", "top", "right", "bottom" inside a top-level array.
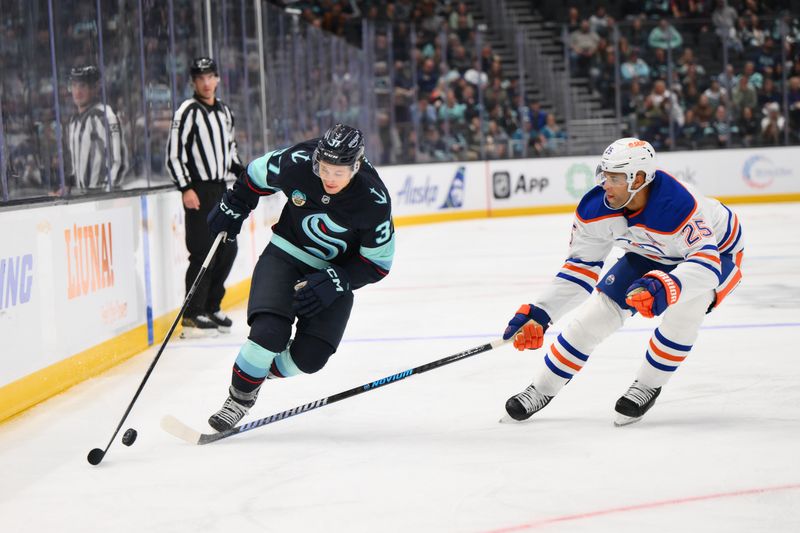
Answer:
[
  {"left": 161, "top": 336, "right": 511, "bottom": 445},
  {"left": 87, "top": 231, "right": 228, "bottom": 465}
]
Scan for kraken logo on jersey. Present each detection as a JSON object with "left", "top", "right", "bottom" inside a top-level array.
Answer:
[{"left": 301, "top": 214, "right": 348, "bottom": 260}]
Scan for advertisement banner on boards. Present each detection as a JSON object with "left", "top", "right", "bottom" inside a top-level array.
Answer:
[
  {"left": 659, "top": 146, "right": 800, "bottom": 196},
  {"left": 378, "top": 161, "right": 483, "bottom": 217},
  {"left": 52, "top": 204, "right": 141, "bottom": 356},
  {"left": 487, "top": 157, "right": 597, "bottom": 210},
  {"left": 0, "top": 215, "right": 44, "bottom": 384}
]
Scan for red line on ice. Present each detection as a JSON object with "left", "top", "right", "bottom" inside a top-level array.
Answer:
[{"left": 483, "top": 483, "right": 800, "bottom": 532}]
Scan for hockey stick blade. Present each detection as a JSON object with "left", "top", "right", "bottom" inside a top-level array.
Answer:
[
  {"left": 160, "top": 415, "right": 203, "bottom": 444},
  {"left": 162, "top": 337, "right": 510, "bottom": 445}
]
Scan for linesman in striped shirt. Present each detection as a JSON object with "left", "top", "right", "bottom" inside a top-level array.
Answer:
[
  {"left": 66, "top": 65, "right": 128, "bottom": 191},
  {"left": 166, "top": 57, "right": 245, "bottom": 337}
]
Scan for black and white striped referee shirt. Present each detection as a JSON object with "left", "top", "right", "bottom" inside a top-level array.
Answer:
[
  {"left": 166, "top": 95, "right": 244, "bottom": 191},
  {"left": 67, "top": 103, "right": 127, "bottom": 190}
]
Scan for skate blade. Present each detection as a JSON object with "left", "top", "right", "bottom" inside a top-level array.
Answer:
[
  {"left": 498, "top": 414, "right": 527, "bottom": 424},
  {"left": 215, "top": 326, "right": 231, "bottom": 334},
  {"left": 614, "top": 414, "right": 642, "bottom": 427},
  {"left": 180, "top": 328, "right": 219, "bottom": 339}
]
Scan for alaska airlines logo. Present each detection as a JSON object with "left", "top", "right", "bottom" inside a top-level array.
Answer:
[
  {"left": 397, "top": 177, "right": 437, "bottom": 205},
  {"left": 440, "top": 166, "right": 465, "bottom": 209},
  {"left": 395, "top": 166, "right": 465, "bottom": 208},
  {"left": 301, "top": 214, "right": 348, "bottom": 260}
]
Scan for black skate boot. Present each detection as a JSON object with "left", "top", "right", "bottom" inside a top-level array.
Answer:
[
  {"left": 614, "top": 380, "right": 661, "bottom": 426},
  {"left": 208, "top": 386, "right": 260, "bottom": 432},
  {"left": 180, "top": 313, "right": 219, "bottom": 339},
  {"left": 505, "top": 384, "right": 553, "bottom": 421},
  {"left": 209, "top": 311, "right": 233, "bottom": 334}
]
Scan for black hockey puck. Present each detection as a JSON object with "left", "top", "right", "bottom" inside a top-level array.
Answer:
[
  {"left": 122, "top": 428, "right": 138, "bottom": 446},
  {"left": 87, "top": 448, "right": 105, "bottom": 465}
]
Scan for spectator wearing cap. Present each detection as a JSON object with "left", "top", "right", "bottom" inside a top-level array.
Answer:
[
  {"left": 165, "top": 56, "right": 244, "bottom": 337},
  {"left": 66, "top": 65, "right": 128, "bottom": 192}
]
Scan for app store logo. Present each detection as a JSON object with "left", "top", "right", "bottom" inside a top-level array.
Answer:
[{"left": 493, "top": 171, "right": 511, "bottom": 199}]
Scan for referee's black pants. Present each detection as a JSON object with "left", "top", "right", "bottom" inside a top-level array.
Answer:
[{"left": 184, "top": 181, "right": 238, "bottom": 318}]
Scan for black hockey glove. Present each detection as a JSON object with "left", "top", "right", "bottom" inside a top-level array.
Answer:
[
  {"left": 293, "top": 265, "right": 351, "bottom": 318},
  {"left": 207, "top": 185, "right": 257, "bottom": 241}
]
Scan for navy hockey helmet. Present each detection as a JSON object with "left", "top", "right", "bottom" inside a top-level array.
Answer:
[
  {"left": 69, "top": 65, "right": 100, "bottom": 85},
  {"left": 313, "top": 124, "right": 365, "bottom": 176},
  {"left": 190, "top": 56, "right": 218, "bottom": 77}
]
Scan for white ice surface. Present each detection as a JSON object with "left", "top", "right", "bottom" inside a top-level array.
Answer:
[{"left": 1, "top": 203, "right": 799, "bottom": 533}]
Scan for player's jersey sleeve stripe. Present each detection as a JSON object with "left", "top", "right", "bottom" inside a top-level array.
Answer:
[
  {"left": 719, "top": 213, "right": 740, "bottom": 251},
  {"left": 270, "top": 234, "right": 331, "bottom": 269},
  {"left": 718, "top": 205, "right": 735, "bottom": 244},
  {"left": 566, "top": 258, "right": 604, "bottom": 268},
  {"left": 575, "top": 211, "right": 624, "bottom": 223},
  {"left": 359, "top": 237, "right": 395, "bottom": 273},
  {"left": 561, "top": 263, "right": 600, "bottom": 282},
  {"left": 685, "top": 258, "right": 722, "bottom": 280},
  {"left": 555, "top": 272, "right": 594, "bottom": 294},
  {"left": 715, "top": 250, "right": 744, "bottom": 306},
  {"left": 688, "top": 252, "right": 721, "bottom": 265}
]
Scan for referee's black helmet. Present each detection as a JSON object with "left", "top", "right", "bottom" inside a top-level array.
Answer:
[
  {"left": 69, "top": 65, "right": 100, "bottom": 85},
  {"left": 190, "top": 57, "right": 218, "bottom": 77}
]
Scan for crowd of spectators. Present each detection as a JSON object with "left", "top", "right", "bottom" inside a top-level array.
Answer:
[
  {"left": 566, "top": 0, "right": 800, "bottom": 150},
  {"left": 5, "top": 1, "right": 800, "bottom": 202},
  {"left": 277, "top": 0, "right": 566, "bottom": 163}
]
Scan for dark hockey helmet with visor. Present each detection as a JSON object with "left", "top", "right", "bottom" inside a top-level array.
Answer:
[
  {"left": 190, "top": 56, "right": 218, "bottom": 77},
  {"left": 69, "top": 65, "right": 100, "bottom": 85},
  {"left": 313, "top": 124, "right": 365, "bottom": 176}
]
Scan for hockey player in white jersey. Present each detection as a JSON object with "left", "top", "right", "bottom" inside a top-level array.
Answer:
[{"left": 502, "top": 138, "right": 744, "bottom": 426}]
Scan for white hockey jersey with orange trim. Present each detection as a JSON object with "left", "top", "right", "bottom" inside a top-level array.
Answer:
[{"left": 535, "top": 170, "right": 744, "bottom": 323}]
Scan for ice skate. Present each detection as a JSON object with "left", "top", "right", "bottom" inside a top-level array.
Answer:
[
  {"left": 180, "top": 314, "right": 219, "bottom": 339},
  {"left": 614, "top": 380, "right": 661, "bottom": 426},
  {"left": 504, "top": 384, "right": 553, "bottom": 421},
  {"left": 209, "top": 311, "right": 233, "bottom": 333},
  {"left": 208, "top": 386, "right": 260, "bottom": 432}
]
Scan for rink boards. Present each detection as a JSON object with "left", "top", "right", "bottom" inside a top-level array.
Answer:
[{"left": 1, "top": 145, "right": 798, "bottom": 422}]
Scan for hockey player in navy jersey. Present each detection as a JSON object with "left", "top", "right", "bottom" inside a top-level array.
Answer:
[
  {"left": 204, "top": 124, "right": 395, "bottom": 431},
  {"left": 502, "top": 138, "right": 744, "bottom": 426}
]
